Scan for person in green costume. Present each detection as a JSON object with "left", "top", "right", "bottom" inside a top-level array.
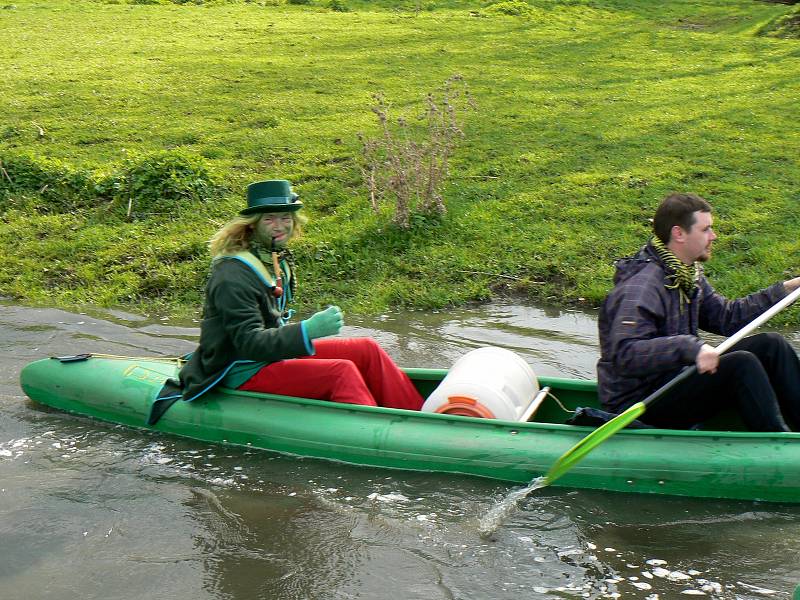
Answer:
[{"left": 177, "top": 179, "right": 425, "bottom": 410}]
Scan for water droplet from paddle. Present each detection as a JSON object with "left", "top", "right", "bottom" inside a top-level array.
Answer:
[{"left": 477, "top": 476, "right": 547, "bottom": 537}]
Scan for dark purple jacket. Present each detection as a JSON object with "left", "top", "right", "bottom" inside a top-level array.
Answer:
[{"left": 597, "top": 241, "right": 787, "bottom": 413}]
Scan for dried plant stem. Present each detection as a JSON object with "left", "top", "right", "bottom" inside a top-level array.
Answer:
[
  {"left": 0, "top": 160, "right": 12, "bottom": 184},
  {"left": 358, "top": 75, "right": 474, "bottom": 228}
]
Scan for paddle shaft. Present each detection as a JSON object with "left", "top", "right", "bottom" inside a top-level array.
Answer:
[
  {"left": 639, "top": 284, "right": 800, "bottom": 409},
  {"left": 715, "top": 284, "right": 800, "bottom": 354}
]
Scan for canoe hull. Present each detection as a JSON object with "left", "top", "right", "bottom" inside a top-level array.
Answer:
[{"left": 19, "top": 356, "right": 800, "bottom": 503}]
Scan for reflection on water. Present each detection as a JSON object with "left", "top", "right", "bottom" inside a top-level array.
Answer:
[
  {"left": 1, "top": 301, "right": 799, "bottom": 599},
  {"left": 347, "top": 301, "right": 601, "bottom": 379}
]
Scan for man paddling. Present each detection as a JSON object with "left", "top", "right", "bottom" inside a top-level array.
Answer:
[{"left": 597, "top": 192, "right": 800, "bottom": 431}]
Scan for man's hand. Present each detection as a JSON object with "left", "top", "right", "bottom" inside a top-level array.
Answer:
[
  {"left": 696, "top": 343, "right": 719, "bottom": 374},
  {"left": 784, "top": 276, "right": 800, "bottom": 293}
]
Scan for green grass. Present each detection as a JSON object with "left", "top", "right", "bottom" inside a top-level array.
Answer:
[{"left": 1, "top": 0, "right": 799, "bottom": 318}]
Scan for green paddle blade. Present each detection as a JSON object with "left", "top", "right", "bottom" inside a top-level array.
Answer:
[{"left": 545, "top": 401, "right": 646, "bottom": 485}]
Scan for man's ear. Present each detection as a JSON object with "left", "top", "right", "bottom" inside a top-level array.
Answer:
[{"left": 670, "top": 224, "right": 685, "bottom": 244}]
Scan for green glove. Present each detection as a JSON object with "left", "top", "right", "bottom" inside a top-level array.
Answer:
[{"left": 303, "top": 306, "right": 344, "bottom": 340}]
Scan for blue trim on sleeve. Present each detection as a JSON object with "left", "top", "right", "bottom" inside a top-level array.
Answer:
[{"left": 300, "top": 321, "right": 315, "bottom": 356}]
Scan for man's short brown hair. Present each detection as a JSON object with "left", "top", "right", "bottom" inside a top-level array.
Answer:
[{"left": 653, "top": 192, "right": 712, "bottom": 244}]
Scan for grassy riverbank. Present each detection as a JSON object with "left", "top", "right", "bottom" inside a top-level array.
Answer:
[{"left": 1, "top": 0, "right": 798, "bottom": 317}]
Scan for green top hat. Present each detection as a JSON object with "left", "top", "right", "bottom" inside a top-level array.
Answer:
[{"left": 241, "top": 180, "right": 303, "bottom": 215}]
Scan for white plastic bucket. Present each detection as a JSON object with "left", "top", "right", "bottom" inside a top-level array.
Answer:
[{"left": 421, "top": 346, "right": 539, "bottom": 420}]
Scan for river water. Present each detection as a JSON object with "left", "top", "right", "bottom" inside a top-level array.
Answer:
[{"left": 1, "top": 301, "right": 798, "bottom": 599}]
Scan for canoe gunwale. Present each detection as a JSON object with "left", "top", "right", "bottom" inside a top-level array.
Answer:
[{"left": 218, "top": 386, "right": 800, "bottom": 442}]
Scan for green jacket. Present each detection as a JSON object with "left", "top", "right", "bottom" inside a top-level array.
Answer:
[{"left": 179, "top": 253, "right": 311, "bottom": 401}]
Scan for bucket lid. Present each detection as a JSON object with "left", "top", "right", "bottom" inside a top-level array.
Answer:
[{"left": 434, "top": 396, "right": 496, "bottom": 419}]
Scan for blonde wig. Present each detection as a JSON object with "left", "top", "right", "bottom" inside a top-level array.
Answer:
[{"left": 209, "top": 212, "right": 306, "bottom": 257}]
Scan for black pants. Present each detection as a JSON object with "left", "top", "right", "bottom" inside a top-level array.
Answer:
[{"left": 642, "top": 333, "right": 800, "bottom": 432}]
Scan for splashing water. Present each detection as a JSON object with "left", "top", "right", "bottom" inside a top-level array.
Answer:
[{"left": 478, "top": 476, "right": 548, "bottom": 537}]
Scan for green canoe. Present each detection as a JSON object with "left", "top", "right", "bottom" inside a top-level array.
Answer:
[{"left": 19, "top": 355, "right": 800, "bottom": 503}]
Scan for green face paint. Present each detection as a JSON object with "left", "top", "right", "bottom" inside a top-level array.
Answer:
[{"left": 254, "top": 213, "right": 294, "bottom": 249}]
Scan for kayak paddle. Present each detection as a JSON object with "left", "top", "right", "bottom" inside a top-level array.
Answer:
[{"left": 545, "top": 284, "right": 800, "bottom": 486}]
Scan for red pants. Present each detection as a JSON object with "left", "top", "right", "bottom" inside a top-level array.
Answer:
[{"left": 237, "top": 338, "right": 425, "bottom": 410}]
